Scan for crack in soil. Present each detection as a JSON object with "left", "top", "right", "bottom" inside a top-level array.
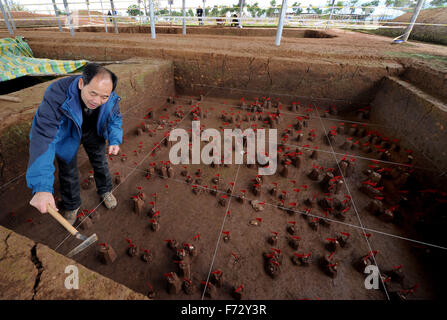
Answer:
[
  {"left": 0, "top": 149, "right": 4, "bottom": 182},
  {"left": 419, "top": 104, "right": 434, "bottom": 124},
  {"left": 30, "top": 244, "right": 44, "bottom": 300},
  {"left": 130, "top": 71, "right": 137, "bottom": 92},
  {"left": 351, "top": 66, "right": 360, "bottom": 80},
  {"left": 0, "top": 232, "right": 11, "bottom": 261},
  {"left": 221, "top": 55, "right": 227, "bottom": 86},
  {"left": 198, "top": 59, "right": 205, "bottom": 87},
  {"left": 266, "top": 58, "right": 273, "bottom": 87},
  {"left": 244, "top": 57, "right": 256, "bottom": 89},
  {"left": 296, "top": 66, "right": 310, "bottom": 89}
]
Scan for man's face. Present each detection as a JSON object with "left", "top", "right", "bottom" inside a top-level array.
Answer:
[{"left": 78, "top": 75, "right": 113, "bottom": 110}]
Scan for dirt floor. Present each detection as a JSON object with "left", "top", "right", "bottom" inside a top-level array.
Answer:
[
  {"left": 0, "top": 90, "right": 444, "bottom": 300},
  {"left": 0, "top": 27, "right": 446, "bottom": 300}
]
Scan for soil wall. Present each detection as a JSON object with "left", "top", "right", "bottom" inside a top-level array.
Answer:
[
  {"left": 28, "top": 25, "right": 337, "bottom": 38},
  {"left": 173, "top": 54, "right": 402, "bottom": 110},
  {"left": 370, "top": 76, "right": 447, "bottom": 183},
  {"left": 0, "top": 59, "right": 174, "bottom": 188},
  {"left": 0, "top": 225, "right": 147, "bottom": 299},
  {"left": 400, "top": 64, "right": 447, "bottom": 102},
  {"left": 27, "top": 41, "right": 403, "bottom": 111}
]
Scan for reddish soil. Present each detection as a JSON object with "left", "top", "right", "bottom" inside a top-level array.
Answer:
[
  {"left": 3, "top": 11, "right": 111, "bottom": 28},
  {"left": 0, "top": 27, "right": 445, "bottom": 300},
  {"left": 0, "top": 90, "right": 444, "bottom": 300},
  {"left": 1, "top": 27, "right": 446, "bottom": 65}
]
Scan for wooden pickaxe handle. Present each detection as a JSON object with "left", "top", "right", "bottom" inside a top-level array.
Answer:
[
  {"left": 0, "top": 95, "right": 22, "bottom": 103},
  {"left": 47, "top": 204, "right": 79, "bottom": 236}
]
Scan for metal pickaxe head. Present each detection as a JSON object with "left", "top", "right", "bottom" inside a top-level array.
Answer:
[{"left": 67, "top": 233, "right": 98, "bottom": 258}]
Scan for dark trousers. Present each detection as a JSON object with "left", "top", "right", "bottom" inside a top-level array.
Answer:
[{"left": 56, "top": 130, "right": 113, "bottom": 211}]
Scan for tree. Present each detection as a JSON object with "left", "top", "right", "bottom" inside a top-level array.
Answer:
[
  {"left": 5, "top": 0, "right": 26, "bottom": 11},
  {"left": 348, "top": 0, "right": 359, "bottom": 14},
  {"left": 385, "top": 0, "right": 416, "bottom": 8},
  {"left": 305, "top": 3, "right": 323, "bottom": 14},
  {"left": 157, "top": 8, "right": 169, "bottom": 15},
  {"left": 361, "top": 0, "right": 380, "bottom": 16},
  {"left": 315, "top": 7, "right": 324, "bottom": 14},
  {"left": 210, "top": 5, "right": 219, "bottom": 16},
  {"left": 127, "top": 4, "right": 143, "bottom": 16},
  {"left": 324, "top": 0, "right": 334, "bottom": 14},
  {"left": 265, "top": 0, "right": 278, "bottom": 17},
  {"left": 429, "top": 0, "right": 447, "bottom": 6},
  {"left": 292, "top": 2, "right": 303, "bottom": 14},
  {"left": 187, "top": 8, "right": 194, "bottom": 16},
  {"left": 257, "top": 8, "right": 267, "bottom": 17},
  {"left": 247, "top": 2, "right": 259, "bottom": 17},
  {"left": 56, "top": 9, "right": 67, "bottom": 15},
  {"left": 170, "top": 10, "right": 183, "bottom": 16},
  {"left": 312, "top": 6, "right": 323, "bottom": 14},
  {"left": 230, "top": 4, "right": 240, "bottom": 14},
  {"left": 323, "top": 0, "right": 345, "bottom": 14},
  {"left": 139, "top": 0, "right": 160, "bottom": 16},
  {"left": 332, "top": 1, "right": 345, "bottom": 14},
  {"left": 249, "top": 1, "right": 267, "bottom": 17},
  {"left": 219, "top": 6, "right": 232, "bottom": 16},
  {"left": 384, "top": 0, "right": 417, "bottom": 12}
]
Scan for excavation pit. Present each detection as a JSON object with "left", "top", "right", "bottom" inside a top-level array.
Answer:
[{"left": 0, "top": 53, "right": 446, "bottom": 300}]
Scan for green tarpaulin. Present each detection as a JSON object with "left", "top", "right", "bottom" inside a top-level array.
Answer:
[{"left": 0, "top": 36, "right": 88, "bottom": 82}]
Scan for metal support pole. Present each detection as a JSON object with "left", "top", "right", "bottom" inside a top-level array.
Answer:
[
  {"left": 182, "top": 0, "right": 186, "bottom": 35},
  {"left": 202, "top": 0, "right": 205, "bottom": 24},
  {"left": 3, "top": 0, "right": 16, "bottom": 31},
  {"left": 137, "top": 0, "right": 141, "bottom": 25},
  {"left": 62, "top": 0, "right": 75, "bottom": 36},
  {"left": 400, "top": 0, "right": 425, "bottom": 42},
  {"left": 168, "top": 0, "right": 173, "bottom": 24},
  {"left": 326, "top": 0, "right": 335, "bottom": 30},
  {"left": 149, "top": 0, "right": 155, "bottom": 39},
  {"left": 86, "top": 0, "right": 91, "bottom": 23},
  {"left": 239, "top": 0, "right": 244, "bottom": 28},
  {"left": 275, "top": 0, "right": 287, "bottom": 46},
  {"left": 143, "top": 0, "right": 148, "bottom": 18},
  {"left": 109, "top": 0, "right": 118, "bottom": 33},
  {"left": 0, "top": 0, "right": 13, "bottom": 35},
  {"left": 52, "top": 0, "right": 63, "bottom": 32},
  {"left": 99, "top": 0, "right": 108, "bottom": 32}
]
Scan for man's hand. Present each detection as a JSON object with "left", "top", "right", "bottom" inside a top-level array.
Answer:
[
  {"left": 108, "top": 145, "right": 120, "bottom": 155},
  {"left": 29, "top": 192, "right": 57, "bottom": 214}
]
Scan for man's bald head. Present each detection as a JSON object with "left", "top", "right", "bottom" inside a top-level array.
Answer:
[
  {"left": 78, "top": 63, "right": 118, "bottom": 110},
  {"left": 81, "top": 63, "right": 118, "bottom": 91}
]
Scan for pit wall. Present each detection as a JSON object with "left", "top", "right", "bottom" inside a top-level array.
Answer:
[
  {"left": 400, "top": 64, "right": 447, "bottom": 102},
  {"left": 0, "top": 225, "right": 147, "bottom": 299},
  {"left": 0, "top": 59, "right": 174, "bottom": 187},
  {"left": 173, "top": 55, "right": 403, "bottom": 111},
  {"left": 30, "top": 40, "right": 403, "bottom": 111},
  {"left": 0, "top": 59, "right": 173, "bottom": 300},
  {"left": 370, "top": 76, "right": 447, "bottom": 182},
  {"left": 30, "top": 25, "right": 336, "bottom": 38}
]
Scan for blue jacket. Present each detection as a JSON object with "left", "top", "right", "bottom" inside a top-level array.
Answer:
[{"left": 26, "top": 75, "right": 122, "bottom": 194}]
